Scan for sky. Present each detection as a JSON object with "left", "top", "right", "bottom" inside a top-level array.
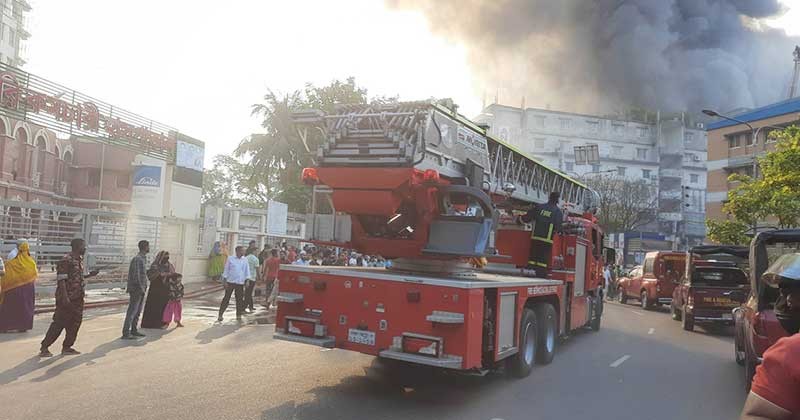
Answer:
[{"left": 23, "top": 0, "right": 799, "bottom": 168}]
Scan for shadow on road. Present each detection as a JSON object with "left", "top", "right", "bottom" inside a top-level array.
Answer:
[
  {"left": 24, "top": 328, "right": 175, "bottom": 383},
  {"left": 260, "top": 358, "right": 502, "bottom": 420},
  {"left": 0, "top": 355, "right": 60, "bottom": 385},
  {"left": 195, "top": 323, "right": 242, "bottom": 345}
]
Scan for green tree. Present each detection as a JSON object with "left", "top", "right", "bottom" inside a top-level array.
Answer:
[
  {"left": 706, "top": 126, "right": 800, "bottom": 243},
  {"left": 202, "top": 154, "right": 274, "bottom": 208},
  {"left": 583, "top": 174, "right": 657, "bottom": 233},
  {"left": 235, "top": 78, "right": 369, "bottom": 212},
  {"left": 705, "top": 219, "right": 750, "bottom": 246}
]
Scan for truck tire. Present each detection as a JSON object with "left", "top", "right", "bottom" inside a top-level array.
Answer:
[
  {"left": 682, "top": 306, "right": 694, "bottom": 331},
  {"left": 640, "top": 291, "right": 650, "bottom": 309},
  {"left": 507, "top": 308, "right": 538, "bottom": 378},
  {"left": 618, "top": 289, "right": 628, "bottom": 304},
  {"left": 534, "top": 304, "right": 557, "bottom": 364},
  {"left": 590, "top": 296, "right": 602, "bottom": 331},
  {"left": 671, "top": 302, "right": 682, "bottom": 321}
]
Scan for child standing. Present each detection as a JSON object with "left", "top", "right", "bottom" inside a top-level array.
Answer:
[{"left": 162, "top": 272, "right": 184, "bottom": 328}]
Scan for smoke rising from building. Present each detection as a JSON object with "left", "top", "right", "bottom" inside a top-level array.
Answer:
[{"left": 388, "top": 0, "right": 799, "bottom": 114}]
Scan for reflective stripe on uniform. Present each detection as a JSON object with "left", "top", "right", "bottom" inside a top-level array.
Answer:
[
  {"left": 531, "top": 235, "right": 553, "bottom": 244},
  {"left": 528, "top": 260, "right": 548, "bottom": 267}
]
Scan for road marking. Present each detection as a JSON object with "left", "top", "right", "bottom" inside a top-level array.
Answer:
[
  {"left": 648, "top": 328, "right": 655, "bottom": 335},
  {"left": 629, "top": 310, "right": 645, "bottom": 316},
  {"left": 610, "top": 355, "right": 631, "bottom": 368}
]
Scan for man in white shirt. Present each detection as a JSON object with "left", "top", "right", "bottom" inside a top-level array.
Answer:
[
  {"left": 218, "top": 246, "right": 250, "bottom": 322},
  {"left": 292, "top": 251, "right": 310, "bottom": 266}
]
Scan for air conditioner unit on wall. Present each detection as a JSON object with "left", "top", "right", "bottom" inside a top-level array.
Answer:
[{"left": 692, "top": 155, "right": 700, "bottom": 162}]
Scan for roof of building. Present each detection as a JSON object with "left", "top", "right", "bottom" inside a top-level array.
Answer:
[{"left": 707, "top": 97, "right": 800, "bottom": 130}]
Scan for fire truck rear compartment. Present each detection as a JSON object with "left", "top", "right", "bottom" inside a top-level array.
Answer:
[{"left": 274, "top": 266, "right": 563, "bottom": 371}]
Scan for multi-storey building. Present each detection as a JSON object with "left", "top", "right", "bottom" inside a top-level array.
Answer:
[
  {"left": 706, "top": 97, "right": 800, "bottom": 227},
  {"left": 0, "top": 0, "right": 30, "bottom": 67},
  {"left": 474, "top": 104, "right": 708, "bottom": 253}
]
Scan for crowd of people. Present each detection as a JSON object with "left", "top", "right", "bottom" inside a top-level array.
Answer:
[{"left": 207, "top": 240, "right": 389, "bottom": 322}]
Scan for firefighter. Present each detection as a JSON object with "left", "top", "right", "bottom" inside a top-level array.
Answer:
[{"left": 518, "top": 191, "right": 563, "bottom": 277}]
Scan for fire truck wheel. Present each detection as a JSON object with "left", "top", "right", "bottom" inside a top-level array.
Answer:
[
  {"left": 618, "top": 289, "right": 628, "bottom": 304},
  {"left": 534, "top": 304, "right": 557, "bottom": 364},
  {"left": 507, "top": 308, "right": 538, "bottom": 378}
]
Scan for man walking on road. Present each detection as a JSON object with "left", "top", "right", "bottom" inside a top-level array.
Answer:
[
  {"left": 244, "top": 247, "right": 260, "bottom": 313},
  {"left": 218, "top": 246, "right": 250, "bottom": 322},
  {"left": 264, "top": 249, "right": 281, "bottom": 310},
  {"left": 122, "top": 240, "right": 149, "bottom": 339},
  {"left": 39, "top": 238, "right": 99, "bottom": 357}
]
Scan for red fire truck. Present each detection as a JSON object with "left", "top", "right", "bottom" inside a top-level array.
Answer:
[{"left": 274, "top": 100, "right": 612, "bottom": 377}]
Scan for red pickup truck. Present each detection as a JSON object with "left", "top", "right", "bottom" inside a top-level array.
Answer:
[
  {"left": 671, "top": 246, "right": 750, "bottom": 332},
  {"left": 617, "top": 251, "right": 685, "bottom": 309},
  {"left": 733, "top": 229, "right": 800, "bottom": 391}
]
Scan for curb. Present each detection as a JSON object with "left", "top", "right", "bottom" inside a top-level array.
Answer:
[{"left": 33, "top": 284, "right": 225, "bottom": 315}]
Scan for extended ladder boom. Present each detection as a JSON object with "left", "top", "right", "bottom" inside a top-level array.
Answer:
[{"left": 293, "top": 100, "right": 598, "bottom": 215}]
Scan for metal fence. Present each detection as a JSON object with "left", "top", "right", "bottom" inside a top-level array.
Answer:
[{"left": 0, "top": 199, "right": 185, "bottom": 284}]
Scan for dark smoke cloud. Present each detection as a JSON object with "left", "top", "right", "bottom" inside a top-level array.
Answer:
[{"left": 387, "top": 0, "right": 799, "bottom": 114}]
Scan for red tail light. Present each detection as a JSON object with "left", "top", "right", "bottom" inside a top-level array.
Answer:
[
  {"left": 423, "top": 169, "right": 440, "bottom": 183},
  {"left": 302, "top": 167, "right": 320, "bottom": 185}
]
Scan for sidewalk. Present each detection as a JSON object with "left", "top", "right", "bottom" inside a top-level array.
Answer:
[{"left": 34, "top": 280, "right": 224, "bottom": 314}]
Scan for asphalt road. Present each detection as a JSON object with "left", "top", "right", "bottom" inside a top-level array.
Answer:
[{"left": 0, "top": 295, "right": 745, "bottom": 420}]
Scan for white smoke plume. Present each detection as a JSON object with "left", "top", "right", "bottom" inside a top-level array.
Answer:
[{"left": 388, "top": 0, "right": 799, "bottom": 114}]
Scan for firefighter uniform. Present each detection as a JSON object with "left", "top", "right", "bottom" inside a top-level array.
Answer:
[{"left": 520, "top": 202, "right": 563, "bottom": 277}]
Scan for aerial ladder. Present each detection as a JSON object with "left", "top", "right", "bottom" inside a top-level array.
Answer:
[
  {"left": 292, "top": 99, "right": 600, "bottom": 269},
  {"left": 273, "top": 99, "right": 610, "bottom": 377}
]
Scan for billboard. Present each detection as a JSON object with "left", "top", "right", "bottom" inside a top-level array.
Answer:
[
  {"left": 132, "top": 165, "right": 162, "bottom": 187},
  {"left": 0, "top": 63, "right": 180, "bottom": 160},
  {"left": 266, "top": 200, "right": 288, "bottom": 236},
  {"left": 131, "top": 164, "right": 164, "bottom": 217},
  {"left": 176, "top": 140, "right": 204, "bottom": 171}
]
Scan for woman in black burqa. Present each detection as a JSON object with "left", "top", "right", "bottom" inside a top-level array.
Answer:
[{"left": 141, "top": 251, "right": 179, "bottom": 329}]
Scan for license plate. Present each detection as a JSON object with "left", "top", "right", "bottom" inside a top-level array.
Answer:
[
  {"left": 721, "top": 313, "right": 733, "bottom": 320},
  {"left": 348, "top": 329, "right": 376, "bottom": 346}
]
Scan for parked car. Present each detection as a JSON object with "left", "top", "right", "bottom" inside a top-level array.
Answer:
[
  {"left": 617, "top": 251, "right": 685, "bottom": 309},
  {"left": 671, "top": 245, "right": 750, "bottom": 332},
  {"left": 733, "top": 229, "right": 800, "bottom": 391}
]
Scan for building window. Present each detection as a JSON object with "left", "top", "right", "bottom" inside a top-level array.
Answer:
[
  {"left": 591, "top": 164, "right": 601, "bottom": 173},
  {"left": 637, "top": 127, "right": 649, "bottom": 137},
  {"left": 534, "top": 115, "right": 545, "bottom": 128},
  {"left": 611, "top": 123, "right": 624, "bottom": 135},
  {"left": 559, "top": 118, "right": 571, "bottom": 130},
  {"left": 745, "top": 132, "right": 754, "bottom": 146},
  {"left": 642, "top": 169, "right": 652, "bottom": 179},
  {"left": 116, "top": 173, "right": 130, "bottom": 188},
  {"left": 534, "top": 138, "right": 546, "bottom": 149},
  {"left": 690, "top": 174, "right": 699, "bottom": 184},
  {"left": 617, "top": 166, "right": 627, "bottom": 176},
  {"left": 728, "top": 135, "right": 741, "bottom": 148},
  {"left": 586, "top": 121, "right": 599, "bottom": 133},
  {"left": 637, "top": 148, "right": 648, "bottom": 160},
  {"left": 565, "top": 162, "right": 574, "bottom": 171},
  {"left": 685, "top": 132, "right": 694, "bottom": 144},
  {"left": 88, "top": 169, "right": 101, "bottom": 187},
  {"left": 612, "top": 145, "right": 624, "bottom": 156}
]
